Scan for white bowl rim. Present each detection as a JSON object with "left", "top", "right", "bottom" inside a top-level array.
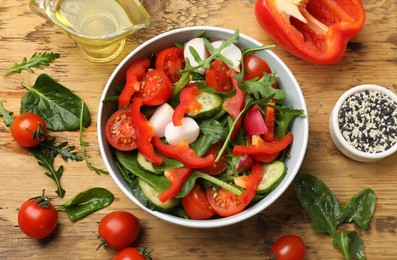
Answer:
[
  {"left": 330, "top": 84, "right": 397, "bottom": 161},
  {"left": 98, "top": 26, "right": 309, "bottom": 228}
]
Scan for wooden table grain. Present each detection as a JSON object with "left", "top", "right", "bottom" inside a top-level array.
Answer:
[{"left": 1, "top": 0, "right": 396, "bottom": 259}]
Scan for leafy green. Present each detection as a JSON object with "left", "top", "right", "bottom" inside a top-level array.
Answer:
[
  {"left": 3, "top": 52, "right": 60, "bottom": 75},
  {"left": 0, "top": 102, "right": 14, "bottom": 126},
  {"left": 273, "top": 105, "right": 306, "bottom": 139},
  {"left": 242, "top": 74, "right": 286, "bottom": 100},
  {"left": 29, "top": 146, "right": 65, "bottom": 198},
  {"left": 79, "top": 101, "right": 108, "bottom": 175},
  {"left": 57, "top": 187, "right": 114, "bottom": 222},
  {"left": 39, "top": 138, "right": 83, "bottom": 161},
  {"left": 295, "top": 174, "right": 376, "bottom": 260},
  {"left": 21, "top": 74, "right": 91, "bottom": 131}
]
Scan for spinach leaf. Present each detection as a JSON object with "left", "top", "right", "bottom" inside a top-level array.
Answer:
[
  {"left": 332, "top": 231, "right": 366, "bottom": 260},
  {"left": 338, "top": 189, "right": 376, "bottom": 229},
  {"left": 295, "top": 173, "right": 342, "bottom": 235},
  {"left": 57, "top": 187, "right": 114, "bottom": 222},
  {"left": 21, "top": 74, "right": 91, "bottom": 131}
]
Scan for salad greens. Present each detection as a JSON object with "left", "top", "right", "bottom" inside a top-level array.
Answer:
[
  {"left": 3, "top": 52, "right": 60, "bottom": 75},
  {"left": 21, "top": 74, "right": 91, "bottom": 131},
  {"left": 295, "top": 173, "right": 376, "bottom": 260}
]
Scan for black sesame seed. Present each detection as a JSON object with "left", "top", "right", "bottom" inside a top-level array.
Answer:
[{"left": 338, "top": 90, "right": 397, "bottom": 153}]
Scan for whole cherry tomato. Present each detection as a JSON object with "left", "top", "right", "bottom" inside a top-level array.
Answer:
[
  {"left": 11, "top": 113, "right": 47, "bottom": 147},
  {"left": 269, "top": 234, "right": 306, "bottom": 260},
  {"left": 113, "top": 247, "right": 151, "bottom": 260},
  {"left": 243, "top": 54, "right": 271, "bottom": 80},
  {"left": 18, "top": 191, "right": 58, "bottom": 239},
  {"left": 98, "top": 211, "right": 140, "bottom": 251}
]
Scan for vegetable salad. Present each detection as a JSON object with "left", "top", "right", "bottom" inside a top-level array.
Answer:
[{"left": 104, "top": 30, "right": 305, "bottom": 219}]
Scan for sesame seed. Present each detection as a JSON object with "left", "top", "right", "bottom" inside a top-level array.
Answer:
[{"left": 338, "top": 90, "right": 397, "bottom": 153}]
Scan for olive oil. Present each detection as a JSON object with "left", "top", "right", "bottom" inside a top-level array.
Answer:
[{"left": 55, "top": 0, "right": 134, "bottom": 37}]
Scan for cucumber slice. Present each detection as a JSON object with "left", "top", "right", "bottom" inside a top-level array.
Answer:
[
  {"left": 137, "top": 178, "right": 180, "bottom": 212},
  {"left": 137, "top": 152, "right": 159, "bottom": 173},
  {"left": 257, "top": 161, "right": 286, "bottom": 193},
  {"left": 189, "top": 91, "right": 222, "bottom": 118},
  {"left": 234, "top": 160, "right": 286, "bottom": 194}
]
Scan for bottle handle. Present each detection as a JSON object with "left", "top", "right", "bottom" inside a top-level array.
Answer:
[{"left": 29, "top": 0, "right": 49, "bottom": 20}]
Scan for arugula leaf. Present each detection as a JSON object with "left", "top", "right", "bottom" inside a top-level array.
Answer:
[
  {"left": 40, "top": 138, "right": 83, "bottom": 161},
  {"left": 274, "top": 105, "right": 306, "bottom": 139},
  {"left": 3, "top": 52, "right": 60, "bottom": 75},
  {"left": 243, "top": 73, "right": 286, "bottom": 100},
  {"left": 29, "top": 147, "right": 65, "bottom": 198},
  {"left": 21, "top": 74, "right": 91, "bottom": 131},
  {"left": 0, "top": 102, "right": 14, "bottom": 126},
  {"left": 79, "top": 101, "right": 108, "bottom": 175}
]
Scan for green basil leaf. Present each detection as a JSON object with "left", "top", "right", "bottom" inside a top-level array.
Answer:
[
  {"left": 57, "top": 187, "right": 114, "bottom": 222},
  {"left": 339, "top": 189, "right": 376, "bottom": 229},
  {"left": 295, "top": 173, "right": 343, "bottom": 235},
  {"left": 21, "top": 74, "right": 91, "bottom": 131},
  {"left": 332, "top": 231, "right": 366, "bottom": 260}
]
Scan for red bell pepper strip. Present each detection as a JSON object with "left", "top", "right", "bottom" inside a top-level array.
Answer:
[
  {"left": 238, "top": 162, "right": 264, "bottom": 206},
  {"left": 152, "top": 136, "right": 215, "bottom": 169},
  {"left": 118, "top": 57, "right": 151, "bottom": 107},
  {"left": 172, "top": 83, "right": 202, "bottom": 126},
  {"left": 130, "top": 97, "right": 163, "bottom": 166},
  {"left": 232, "top": 133, "right": 293, "bottom": 157},
  {"left": 222, "top": 70, "right": 245, "bottom": 137},
  {"left": 158, "top": 167, "right": 193, "bottom": 203},
  {"left": 263, "top": 100, "right": 276, "bottom": 142},
  {"left": 255, "top": 0, "right": 365, "bottom": 64}
]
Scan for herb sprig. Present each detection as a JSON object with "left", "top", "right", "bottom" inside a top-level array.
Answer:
[{"left": 3, "top": 52, "right": 60, "bottom": 75}]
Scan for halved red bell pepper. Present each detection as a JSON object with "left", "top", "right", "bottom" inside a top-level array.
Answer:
[
  {"left": 118, "top": 57, "right": 151, "bottom": 107},
  {"left": 232, "top": 133, "right": 293, "bottom": 157},
  {"left": 131, "top": 97, "right": 163, "bottom": 166},
  {"left": 172, "top": 83, "right": 202, "bottom": 126},
  {"left": 222, "top": 70, "right": 245, "bottom": 137},
  {"left": 255, "top": 0, "right": 365, "bottom": 64},
  {"left": 152, "top": 136, "right": 215, "bottom": 169},
  {"left": 158, "top": 167, "right": 193, "bottom": 203}
]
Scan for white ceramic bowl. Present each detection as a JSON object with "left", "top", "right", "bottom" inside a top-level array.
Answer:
[
  {"left": 98, "top": 26, "right": 309, "bottom": 228},
  {"left": 329, "top": 84, "right": 397, "bottom": 162}
]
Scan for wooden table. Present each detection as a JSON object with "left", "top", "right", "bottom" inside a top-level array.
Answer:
[{"left": 1, "top": 1, "right": 396, "bottom": 259}]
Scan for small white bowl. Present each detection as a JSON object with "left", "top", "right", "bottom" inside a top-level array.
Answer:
[
  {"left": 329, "top": 84, "right": 397, "bottom": 162},
  {"left": 98, "top": 26, "right": 309, "bottom": 228}
]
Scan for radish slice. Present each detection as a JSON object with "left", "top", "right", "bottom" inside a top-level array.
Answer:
[
  {"left": 244, "top": 105, "right": 268, "bottom": 135},
  {"left": 210, "top": 41, "right": 242, "bottom": 72},
  {"left": 149, "top": 103, "right": 174, "bottom": 137},
  {"left": 164, "top": 117, "right": 200, "bottom": 145},
  {"left": 235, "top": 155, "right": 254, "bottom": 173},
  {"left": 184, "top": 38, "right": 208, "bottom": 72}
]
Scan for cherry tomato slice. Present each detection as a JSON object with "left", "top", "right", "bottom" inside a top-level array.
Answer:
[
  {"left": 155, "top": 47, "right": 185, "bottom": 84},
  {"left": 205, "top": 59, "right": 233, "bottom": 92},
  {"left": 105, "top": 108, "right": 137, "bottom": 151},
  {"left": 182, "top": 184, "right": 215, "bottom": 220},
  {"left": 11, "top": 113, "right": 47, "bottom": 147},
  {"left": 270, "top": 234, "right": 306, "bottom": 260},
  {"left": 206, "top": 187, "right": 246, "bottom": 217},
  {"left": 137, "top": 69, "right": 172, "bottom": 106},
  {"left": 198, "top": 142, "right": 227, "bottom": 176},
  {"left": 243, "top": 54, "right": 271, "bottom": 80}
]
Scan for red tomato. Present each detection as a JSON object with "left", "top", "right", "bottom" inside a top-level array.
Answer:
[
  {"left": 182, "top": 184, "right": 215, "bottom": 220},
  {"left": 11, "top": 113, "right": 47, "bottom": 147},
  {"left": 243, "top": 54, "right": 271, "bottom": 80},
  {"left": 98, "top": 211, "right": 140, "bottom": 251},
  {"left": 113, "top": 247, "right": 149, "bottom": 260},
  {"left": 18, "top": 196, "right": 58, "bottom": 239},
  {"left": 105, "top": 108, "right": 137, "bottom": 151},
  {"left": 205, "top": 59, "right": 233, "bottom": 92},
  {"left": 269, "top": 235, "right": 306, "bottom": 260},
  {"left": 206, "top": 187, "right": 246, "bottom": 217},
  {"left": 155, "top": 47, "right": 185, "bottom": 84},
  {"left": 198, "top": 142, "right": 227, "bottom": 176},
  {"left": 137, "top": 69, "right": 172, "bottom": 106}
]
